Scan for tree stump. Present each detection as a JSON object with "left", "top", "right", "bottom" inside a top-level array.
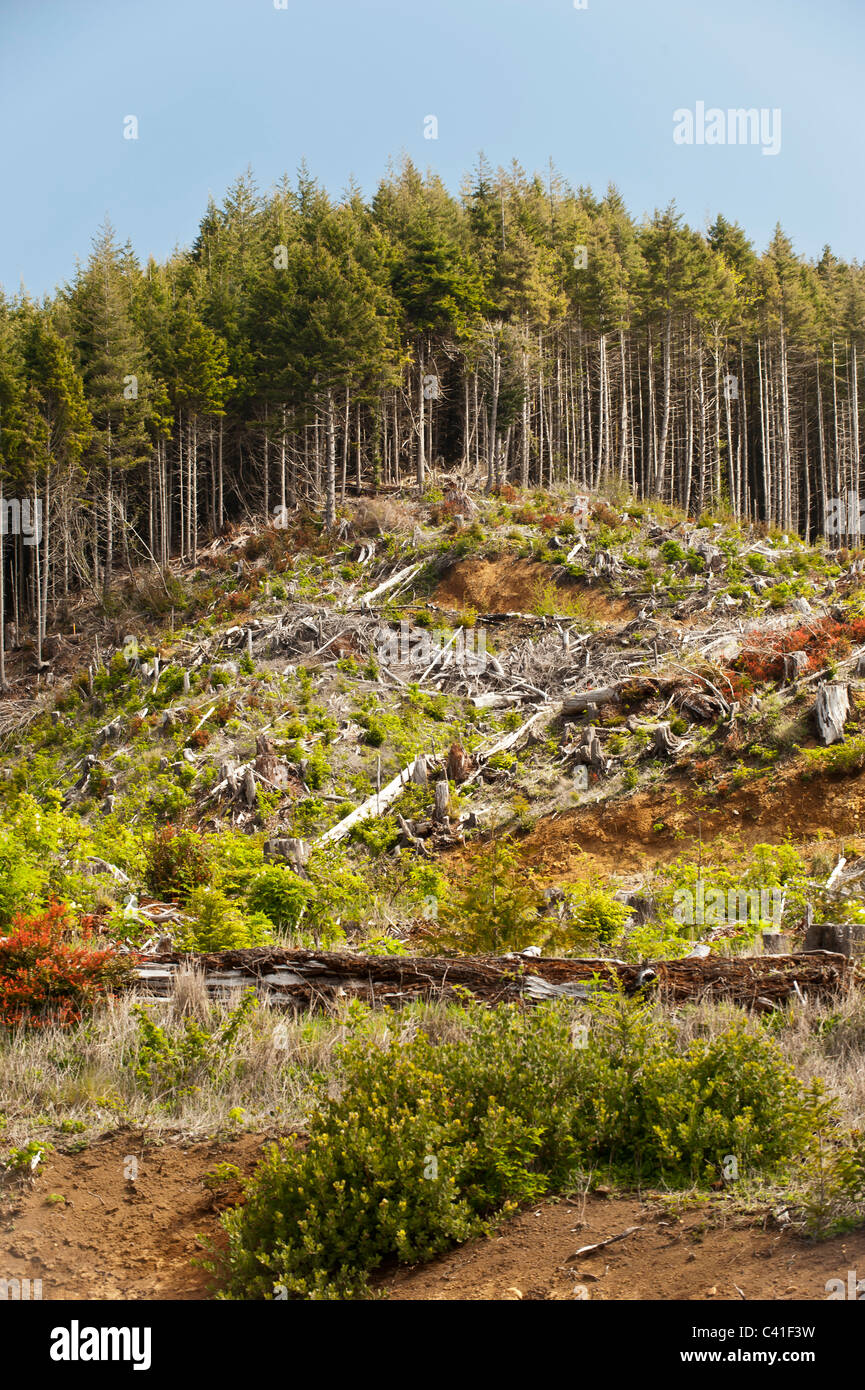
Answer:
[
  {"left": 782, "top": 650, "right": 808, "bottom": 684},
  {"left": 814, "top": 682, "right": 850, "bottom": 745},
  {"left": 263, "top": 836, "right": 309, "bottom": 874},
  {"left": 433, "top": 779, "right": 450, "bottom": 825},
  {"left": 572, "top": 725, "right": 609, "bottom": 774},
  {"left": 653, "top": 722, "right": 681, "bottom": 757},
  {"left": 446, "top": 741, "right": 473, "bottom": 783}
]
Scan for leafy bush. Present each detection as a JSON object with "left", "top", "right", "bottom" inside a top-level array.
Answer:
[
  {"left": 144, "top": 826, "right": 212, "bottom": 902},
  {"left": 213, "top": 999, "right": 810, "bottom": 1299},
  {"left": 0, "top": 902, "right": 134, "bottom": 1029},
  {"left": 125, "top": 990, "right": 258, "bottom": 1107},
  {"left": 176, "top": 888, "right": 272, "bottom": 952},
  {"left": 246, "top": 868, "right": 315, "bottom": 933},
  {"left": 793, "top": 1081, "right": 865, "bottom": 1237},
  {"left": 434, "top": 836, "right": 544, "bottom": 953},
  {"left": 798, "top": 735, "right": 865, "bottom": 779},
  {"left": 558, "top": 882, "right": 632, "bottom": 949}
]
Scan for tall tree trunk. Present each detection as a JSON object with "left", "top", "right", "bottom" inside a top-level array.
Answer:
[{"left": 324, "top": 388, "right": 337, "bottom": 529}]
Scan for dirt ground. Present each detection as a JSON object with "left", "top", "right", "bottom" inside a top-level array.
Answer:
[
  {"left": 0, "top": 1130, "right": 265, "bottom": 1300},
  {"left": 3, "top": 1133, "right": 862, "bottom": 1301},
  {"left": 510, "top": 765, "right": 865, "bottom": 881},
  {"left": 384, "top": 1194, "right": 865, "bottom": 1302},
  {"left": 434, "top": 556, "right": 633, "bottom": 621}
]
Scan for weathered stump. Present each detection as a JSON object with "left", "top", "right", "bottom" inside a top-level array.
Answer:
[
  {"left": 653, "top": 722, "right": 681, "bottom": 757},
  {"left": 815, "top": 682, "right": 850, "bottom": 745}
]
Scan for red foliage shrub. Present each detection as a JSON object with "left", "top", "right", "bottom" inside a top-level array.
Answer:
[
  {"left": 144, "top": 826, "right": 211, "bottom": 902},
  {"left": 225, "top": 591, "right": 252, "bottom": 613},
  {"left": 0, "top": 903, "right": 133, "bottom": 1029},
  {"left": 731, "top": 616, "right": 865, "bottom": 687},
  {"left": 214, "top": 700, "right": 236, "bottom": 726},
  {"left": 590, "top": 501, "right": 620, "bottom": 528}
]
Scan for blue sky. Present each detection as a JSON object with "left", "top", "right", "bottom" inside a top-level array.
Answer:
[{"left": 0, "top": 0, "right": 861, "bottom": 297}]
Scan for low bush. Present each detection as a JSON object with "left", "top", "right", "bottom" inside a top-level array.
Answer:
[
  {"left": 176, "top": 888, "right": 272, "bottom": 952},
  {"left": 144, "top": 826, "right": 212, "bottom": 902},
  {"left": 213, "top": 998, "right": 810, "bottom": 1299},
  {"left": 125, "top": 989, "right": 258, "bottom": 1107},
  {"left": 0, "top": 902, "right": 134, "bottom": 1029}
]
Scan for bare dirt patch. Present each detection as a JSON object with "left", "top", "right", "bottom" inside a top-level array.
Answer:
[
  {"left": 434, "top": 557, "right": 632, "bottom": 621},
  {"left": 384, "top": 1194, "right": 865, "bottom": 1301},
  {"left": 508, "top": 767, "right": 865, "bottom": 882},
  {"left": 0, "top": 1130, "right": 267, "bottom": 1300}
]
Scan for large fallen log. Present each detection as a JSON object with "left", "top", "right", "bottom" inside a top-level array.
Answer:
[
  {"left": 316, "top": 755, "right": 426, "bottom": 845},
  {"left": 133, "top": 947, "right": 855, "bottom": 1012}
]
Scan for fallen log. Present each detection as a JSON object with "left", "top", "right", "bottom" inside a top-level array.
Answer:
[
  {"left": 463, "top": 706, "right": 553, "bottom": 784},
  {"left": 357, "top": 562, "right": 423, "bottom": 609},
  {"left": 562, "top": 686, "right": 618, "bottom": 717},
  {"left": 133, "top": 948, "right": 856, "bottom": 1011},
  {"left": 316, "top": 755, "right": 426, "bottom": 845}
]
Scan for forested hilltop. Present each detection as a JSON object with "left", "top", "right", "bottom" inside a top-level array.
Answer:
[{"left": 1, "top": 156, "right": 864, "bottom": 679}]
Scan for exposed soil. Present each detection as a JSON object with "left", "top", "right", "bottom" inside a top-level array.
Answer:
[
  {"left": 434, "top": 556, "right": 632, "bottom": 621},
  {"left": 509, "top": 765, "right": 865, "bottom": 882},
  {"left": 0, "top": 1130, "right": 267, "bottom": 1300},
  {"left": 4, "top": 1134, "right": 862, "bottom": 1301},
  {"left": 384, "top": 1194, "right": 865, "bottom": 1301}
]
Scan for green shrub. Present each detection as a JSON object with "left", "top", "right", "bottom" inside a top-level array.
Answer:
[
  {"left": 558, "top": 882, "right": 632, "bottom": 949},
  {"left": 246, "top": 867, "right": 315, "bottom": 933},
  {"left": 796, "top": 1081, "right": 865, "bottom": 1237},
  {"left": 433, "top": 836, "right": 544, "bottom": 953},
  {"left": 125, "top": 990, "right": 258, "bottom": 1108},
  {"left": 660, "top": 539, "right": 687, "bottom": 565},
  {"left": 144, "top": 825, "right": 212, "bottom": 902},
  {"left": 176, "top": 888, "right": 272, "bottom": 952},
  {"left": 213, "top": 999, "right": 809, "bottom": 1299}
]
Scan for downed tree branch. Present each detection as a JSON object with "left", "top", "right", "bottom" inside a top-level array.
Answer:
[
  {"left": 464, "top": 706, "right": 554, "bottom": 784},
  {"left": 569, "top": 1227, "right": 641, "bottom": 1260},
  {"left": 561, "top": 686, "right": 619, "bottom": 717},
  {"left": 357, "top": 562, "right": 423, "bottom": 610},
  {"left": 316, "top": 754, "right": 427, "bottom": 845}
]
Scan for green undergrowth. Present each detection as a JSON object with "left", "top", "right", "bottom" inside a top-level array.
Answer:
[{"left": 210, "top": 993, "right": 854, "bottom": 1300}]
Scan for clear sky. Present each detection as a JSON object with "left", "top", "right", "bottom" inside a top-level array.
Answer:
[{"left": 0, "top": 0, "right": 861, "bottom": 297}]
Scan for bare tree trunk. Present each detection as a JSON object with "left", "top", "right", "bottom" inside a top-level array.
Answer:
[
  {"left": 325, "top": 387, "right": 337, "bottom": 529},
  {"left": 417, "top": 343, "right": 426, "bottom": 490}
]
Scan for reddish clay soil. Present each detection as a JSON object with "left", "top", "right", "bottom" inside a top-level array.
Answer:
[
  {"left": 384, "top": 1195, "right": 865, "bottom": 1302},
  {"left": 3, "top": 1134, "right": 862, "bottom": 1302},
  {"left": 503, "top": 766, "right": 865, "bottom": 882},
  {"left": 0, "top": 1130, "right": 266, "bottom": 1300}
]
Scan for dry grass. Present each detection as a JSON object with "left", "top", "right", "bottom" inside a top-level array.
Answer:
[
  {"left": 349, "top": 498, "right": 417, "bottom": 537},
  {"left": 0, "top": 980, "right": 471, "bottom": 1159},
  {"left": 2, "top": 981, "right": 863, "bottom": 1178}
]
